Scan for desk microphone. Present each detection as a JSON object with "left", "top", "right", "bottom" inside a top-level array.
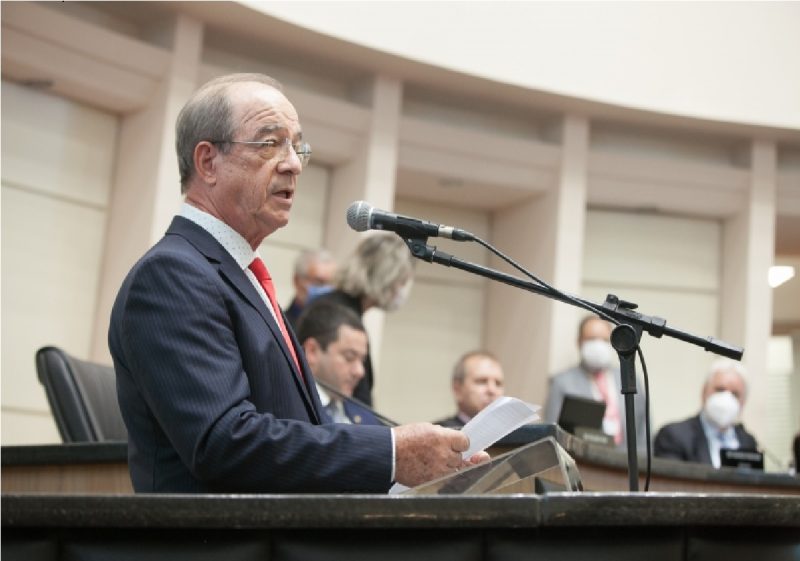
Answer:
[{"left": 346, "top": 200, "right": 474, "bottom": 241}]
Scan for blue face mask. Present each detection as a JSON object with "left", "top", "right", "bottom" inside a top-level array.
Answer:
[{"left": 306, "top": 284, "right": 334, "bottom": 303}]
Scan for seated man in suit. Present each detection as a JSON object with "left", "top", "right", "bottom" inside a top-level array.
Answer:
[
  {"left": 296, "top": 301, "right": 381, "bottom": 425},
  {"left": 654, "top": 359, "right": 758, "bottom": 467},
  {"left": 543, "top": 315, "right": 646, "bottom": 448},
  {"left": 434, "top": 351, "right": 505, "bottom": 428},
  {"left": 108, "top": 72, "right": 487, "bottom": 494}
]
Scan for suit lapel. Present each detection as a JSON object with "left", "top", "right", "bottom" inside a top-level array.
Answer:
[
  {"left": 167, "top": 217, "right": 320, "bottom": 422},
  {"left": 691, "top": 416, "right": 713, "bottom": 465}
]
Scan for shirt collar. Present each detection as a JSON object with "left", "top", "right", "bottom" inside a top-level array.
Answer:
[
  {"left": 180, "top": 203, "right": 257, "bottom": 270},
  {"left": 699, "top": 411, "right": 736, "bottom": 441},
  {"left": 315, "top": 382, "right": 333, "bottom": 407}
]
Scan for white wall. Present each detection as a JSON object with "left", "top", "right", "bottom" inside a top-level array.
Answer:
[
  {"left": 254, "top": 1, "right": 800, "bottom": 130},
  {"left": 1, "top": 81, "right": 118, "bottom": 444}
]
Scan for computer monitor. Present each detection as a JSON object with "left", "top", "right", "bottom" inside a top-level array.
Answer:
[{"left": 557, "top": 395, "right": 606, "bottom": 435}]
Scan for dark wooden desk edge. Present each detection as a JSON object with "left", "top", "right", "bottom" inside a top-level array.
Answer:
[
  {"left": 2, "top": 493, "right": 799, "bottom": 529},
  {"left": 1, "top": 442, "right": 127, "bottom": 465},
  {"left": 498, "top": 425, "right": 800, "bottom": 490}
]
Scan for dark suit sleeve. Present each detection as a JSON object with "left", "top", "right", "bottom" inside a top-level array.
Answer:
[
  {"left": 736, "top": 425, "right": 759, "bottom": 452},
  {"left": 114, "top": 251, "right": 393, "bottom": 493},
  {"left": 653, "top": 424, "right": 688, "bottom": 461}
]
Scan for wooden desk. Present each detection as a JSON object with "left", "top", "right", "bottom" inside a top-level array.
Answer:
[
  {"left": 492, "top": 425, "right": 800, "bottom": 495},
  {"left": 3, "top": 426, "right": 798, "bottom": 496},
  {"left": 1, "top": 442, "right": 132, "bottom": 494}
]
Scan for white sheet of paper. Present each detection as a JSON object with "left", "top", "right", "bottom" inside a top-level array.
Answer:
[
  {"left": 460, "top": 396, "right": 540, "bottom": 458},
  {"left": 389, "top": 397, "right": 540, "bottom": 494}
]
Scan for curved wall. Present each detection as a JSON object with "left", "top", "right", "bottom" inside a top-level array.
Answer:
[{"left": 250, "top": 1, "right": 800, "bottom": 131}]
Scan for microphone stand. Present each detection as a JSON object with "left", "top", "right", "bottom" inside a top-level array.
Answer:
[{"left": 401, "top": 237, "right": 744, "bottom": 492}]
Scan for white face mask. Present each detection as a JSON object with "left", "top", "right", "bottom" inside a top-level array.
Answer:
[
  {"left": 704, "top": 390, "right": 740, "bottom": 429},
  {"left": 384, "top": 279, "right": 413, "bottom": 312},
  {"left": 580, "top": 339, "right": 614, "bottom": 372}
]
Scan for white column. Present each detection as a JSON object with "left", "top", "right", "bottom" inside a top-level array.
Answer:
[
  {"left": 323, "top": 76, "right": 403, "bottom": 387},
  {"left": 720, "top": 139, "right": 777, "bottom": 441},
  {"left": 90, "top": 15, "right": 204, "bottom": 362},
  {"left": 486, "top": 115, "right": 589, "bottom": 406},
  {"left": 325, "top": 76, "right": 403, "bottom": 260},
  {"left": 548, "top": 115, "right": 590, "bottom": 374}
]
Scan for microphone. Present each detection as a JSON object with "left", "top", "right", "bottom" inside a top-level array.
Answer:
[{"left": 346, "top": 201, "right": 474, "bottom": 241}]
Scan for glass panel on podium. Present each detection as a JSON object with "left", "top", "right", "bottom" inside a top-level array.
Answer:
[{"left": 402, "top": 436, "right": 582, "bottom": 495}]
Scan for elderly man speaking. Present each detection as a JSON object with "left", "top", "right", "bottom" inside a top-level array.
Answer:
[{"left": 109, "top": 73, "right": 487, "bottom": 494}]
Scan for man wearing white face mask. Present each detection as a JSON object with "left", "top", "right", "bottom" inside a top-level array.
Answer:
[
  {"left": 654, "top": 359, "right": 758, "bottom": 468},
  {"left": 544, "top": 316, "right": 647, "bottom": 449}
]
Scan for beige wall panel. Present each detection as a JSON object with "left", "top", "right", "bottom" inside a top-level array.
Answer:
[
  {"left": 1, "top": 188, "right": 107, "bottom": 415},
  {"left": 378, "top": 281, "right": 483, "bottom": 424},
  {"left": 1, "top": 410, "right": 60, "bottom": 445},
  {"left": 1, "top": 81, "right": 117, "bottom": 206},
  {"left": 393, "top": 198, "right": 490, "bottom": 286},
  {"left": 764, "top": 335, "right": 796, "bottom": 470},
  {"left": 583, "top": 210, "right": 720, "bottom": 291},
  {"left": 1, "top": 84, "right": 116, "bottom": 444}
]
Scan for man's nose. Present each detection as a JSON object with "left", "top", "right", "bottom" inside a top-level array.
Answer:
[{"left": 277, "top": 145, "right": 303, "bottom": 174}]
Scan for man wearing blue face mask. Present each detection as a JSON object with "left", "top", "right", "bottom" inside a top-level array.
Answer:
[
  {"left": 285, "top": 249, "right": 337, "bottom": 329},
  {"left": 654, "top": 360, "right": 758, "bottom": 468},
  {"left": 544, "top": 315, "right": 647, "bottom": 449}
]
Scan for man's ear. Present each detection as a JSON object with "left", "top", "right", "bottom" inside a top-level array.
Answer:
[
  {"left": 193, "top": 141, "right": 219, "bottom": 185},
  {"left": 302, "top": 338, "right": 322, "bottom": 368}
]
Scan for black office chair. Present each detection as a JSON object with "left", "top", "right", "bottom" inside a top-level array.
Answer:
[{"left": 36, "top": 346, "right": 127, "bottom": 442}]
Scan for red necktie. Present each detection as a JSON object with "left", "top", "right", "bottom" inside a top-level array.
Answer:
[
  {"left": 248, "top": 258, "right": 302, "bottom": 375},
  {"left": 594, "top": 370, "right": 622, "bottom": 445}
]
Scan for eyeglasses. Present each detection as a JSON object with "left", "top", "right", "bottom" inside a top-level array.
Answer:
[{"left": 210, "top": 138, "right": 312, "bottom": 167}]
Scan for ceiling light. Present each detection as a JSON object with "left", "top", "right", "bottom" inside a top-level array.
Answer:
[{"left": 768, "top": 265, "right": 795, "bottom": 288}]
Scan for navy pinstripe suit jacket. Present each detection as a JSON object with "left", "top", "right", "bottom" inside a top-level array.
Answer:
[{"left": 109, "top": 217, "right": 393, "bottom": 493}]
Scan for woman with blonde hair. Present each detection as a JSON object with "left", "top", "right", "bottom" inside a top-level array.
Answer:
[{"left": 309, "top": 233, "right": 415, "bottom": 406}]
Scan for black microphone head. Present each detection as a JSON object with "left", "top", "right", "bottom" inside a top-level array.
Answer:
[{"left": 346, "top": 200, "right": 373, "bottom": 232}]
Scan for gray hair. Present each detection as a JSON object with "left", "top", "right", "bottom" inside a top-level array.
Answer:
[
  {"left": 452, "top": 350, "right": 500, "bottom": 383},
  {"left": 294, "top": 248, "right": 335, "bottom": 278},
  {"left": 336, "top": 233, "right": 414, "bottom": 309},
  {"left": 705, "top": 358, "right": 748, "bottom": 399},
  {"left": 175, "top": 73, "right": 283, "bottom": 193}
]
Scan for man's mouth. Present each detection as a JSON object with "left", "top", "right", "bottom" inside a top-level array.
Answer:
[{"left": 274, "top": 187, "right": 293, "bottom": 200}]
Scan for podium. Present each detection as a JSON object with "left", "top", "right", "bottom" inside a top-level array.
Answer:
[
  {"left": 4, "top": 434, "right": 799, "bottom": 561},
  {"left": 404, "top": 437, "right": 582, "bottom": 495}
]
